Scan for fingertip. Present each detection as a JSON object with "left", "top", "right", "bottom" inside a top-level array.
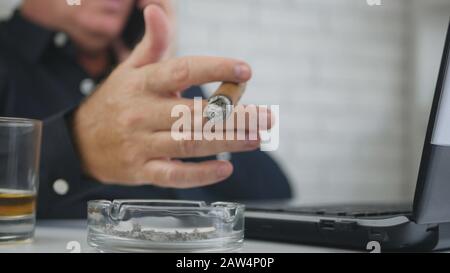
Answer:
[
  {"left": 144, "top": 4, "right": 162, "bottom": 18},
  {"left": 144, "top": 4, "right": 168, "bottom": 34},
  {"left": 216, "top": 160, "right": 233, "bottom": 179},
  {"left": 234, "top": 63, "right": 252, "bottom": 82},
  {"left": 144, "top": 4, "right": 170, "bottom": 60},
  {"left": 142, "top": 5, "right": 154, "bottom": 23}
]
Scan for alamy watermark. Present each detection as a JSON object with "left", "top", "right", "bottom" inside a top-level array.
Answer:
[
  {"left": 66, "top": 0, "right": 81, "bottom": 6},
  {"left": 366, "top": 0, "right": 382, "bottom": 6}
]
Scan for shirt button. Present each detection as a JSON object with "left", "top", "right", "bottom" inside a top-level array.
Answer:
[
  {"left": 53, "top": 179, "right": 69, "bottom": 196},
  {"left": 217, "top": 152, "right": 232, "bottom": 161},
  {"left": 54, "top": 32, "right": 68, "bottom": 48},
  {"left": 80, "top": 78, "right": 96, "bottom": 96}
]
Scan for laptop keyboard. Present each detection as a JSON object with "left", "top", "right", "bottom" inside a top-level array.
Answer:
[{"left": 246, "top": 204, "right": 412, "bottom": 218}]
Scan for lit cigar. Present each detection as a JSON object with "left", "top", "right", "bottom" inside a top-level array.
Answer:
[{"left": 205, "top": 82, "right": 247, "bottom": 123}]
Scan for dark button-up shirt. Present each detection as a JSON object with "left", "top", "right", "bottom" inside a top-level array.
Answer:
[{"left": 0, "top": 11, "right": 291, "bottom": 219}]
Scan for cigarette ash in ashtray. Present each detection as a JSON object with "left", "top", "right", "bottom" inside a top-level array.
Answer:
[{"left": 102, "top": 221, "right": 218, "bottom": 242}]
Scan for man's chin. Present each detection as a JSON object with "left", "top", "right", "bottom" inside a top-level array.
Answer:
[
  {"left": 72, "top": 33, "right": 116, "bottom": 55},
  {"left": 76, "top": 14, "right": 126, "bottom": 46}
]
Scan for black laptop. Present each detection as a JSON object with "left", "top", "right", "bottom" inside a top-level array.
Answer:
[{"left": 245, "top": 20, "right": 450, "bottom": 252}]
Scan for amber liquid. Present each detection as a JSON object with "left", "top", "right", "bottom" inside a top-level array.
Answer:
[{"left": 0, "top": 190, "right": 36, "bottom": 217}]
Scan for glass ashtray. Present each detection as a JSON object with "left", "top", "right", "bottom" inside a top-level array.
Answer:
[{"left": 87, "top": 200, "right": 245, "bottom": 253}]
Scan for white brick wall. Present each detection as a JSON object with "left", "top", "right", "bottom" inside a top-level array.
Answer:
[
  {"left": 177, "top": 0, "right": 411, "bottom": 203},
  {"left": 0, "top": 0, "right": 19, "bottom": 18}
]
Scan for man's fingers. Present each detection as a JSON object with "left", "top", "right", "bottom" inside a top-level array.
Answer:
[
  {"left": 125, "top": 5, "right": 170, "bottom": 68},
  {"left": 117, "top": 96, "right": 273, "bottom": 132},
  {"left": 141, "top": 159, "right": 233, "bottom": 188},
  {"left": 147, "top": 131, "right": 260, "bottom": 158},
  {"left": 142, "top": 56, "right": 252, "bottom": 94}
]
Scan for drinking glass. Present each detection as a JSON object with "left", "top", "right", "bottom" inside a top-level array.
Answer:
[{"left": 0, "top": 117, "right": 42, "bottom": 242}]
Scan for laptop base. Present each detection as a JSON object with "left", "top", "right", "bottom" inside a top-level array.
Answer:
[{"left": 245, "top": 211, "right": 450, "bottom": 252}]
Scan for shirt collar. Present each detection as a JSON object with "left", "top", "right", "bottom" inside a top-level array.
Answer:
[{"left": 4, "top": 10, "right": 56, "bottom": 63}]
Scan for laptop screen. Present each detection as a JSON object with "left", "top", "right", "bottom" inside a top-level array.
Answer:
[
  {"left": 413, "top": 19, "right": 450, "bottom": 224},
  {"left": 431, "top": 38, "right": 450, "bottom": 146}
]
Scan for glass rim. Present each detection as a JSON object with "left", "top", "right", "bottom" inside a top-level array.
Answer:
[{"left": 0, "top": 117, "right": 42, "bottom": 127}]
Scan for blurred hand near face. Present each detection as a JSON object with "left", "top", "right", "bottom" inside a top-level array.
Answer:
[{"left": 114, "top": 0, "right": 177, "bottom": 62}]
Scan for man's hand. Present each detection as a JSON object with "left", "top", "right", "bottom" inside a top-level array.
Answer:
[{"left": 72, "top": 5, "right": 270, "bottom": 188}]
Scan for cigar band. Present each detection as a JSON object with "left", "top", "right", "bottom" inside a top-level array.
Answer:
[{"left": 205, "top": 95, "right": 234, "bottom": 122}]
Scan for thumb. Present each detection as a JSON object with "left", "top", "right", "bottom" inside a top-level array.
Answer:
[{"left": 125, "top": 5, "right": 170, "bottom": 68}]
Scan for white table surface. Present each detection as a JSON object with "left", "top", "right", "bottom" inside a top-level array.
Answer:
[{"left": 0, "top": 220, "right": 355, "bottom": 253}]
